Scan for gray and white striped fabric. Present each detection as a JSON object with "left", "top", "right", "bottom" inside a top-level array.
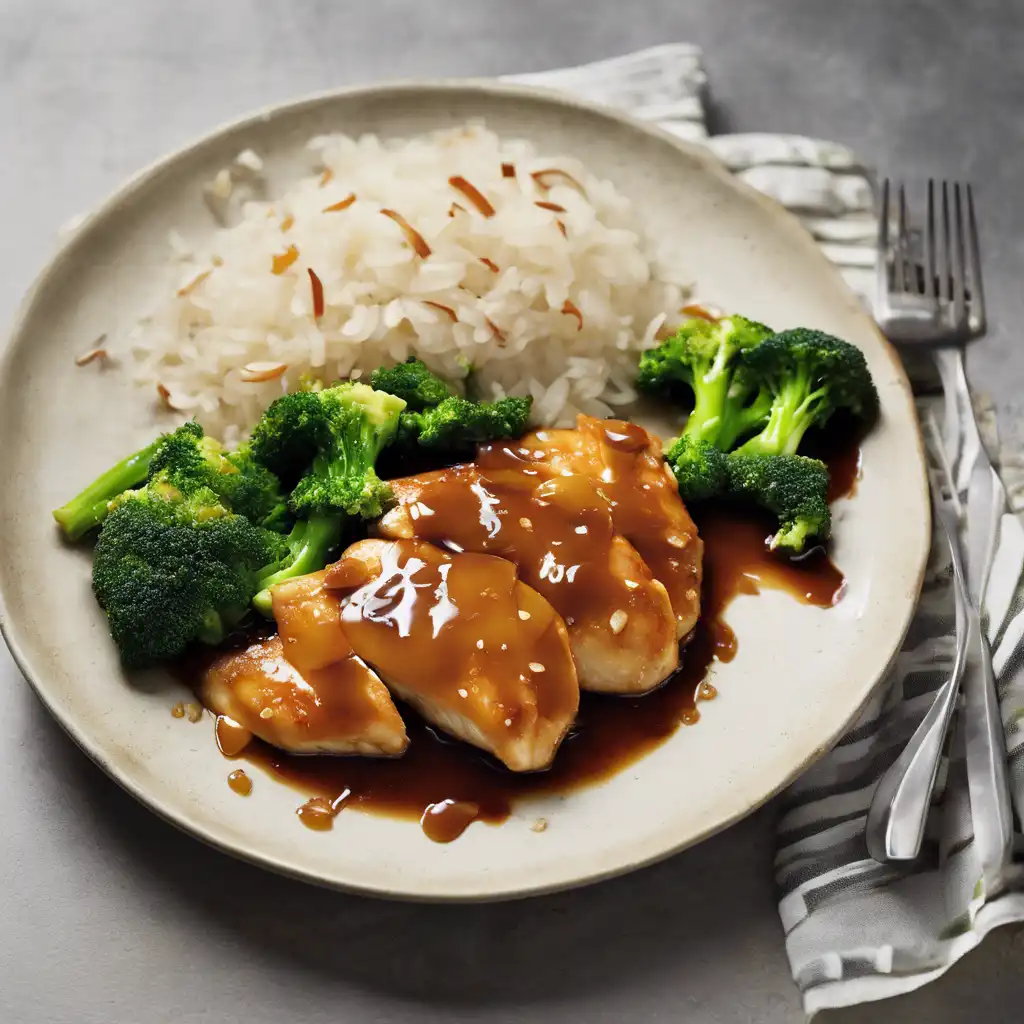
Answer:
[{"left": 510, "top": 45, "right": 1024, "bottom": 1015}]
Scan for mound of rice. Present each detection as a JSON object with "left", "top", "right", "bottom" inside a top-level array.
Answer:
[{"left": 130, "top": 122, "right": 691, "bottom": 442}]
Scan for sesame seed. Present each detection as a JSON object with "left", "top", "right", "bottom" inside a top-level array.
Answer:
[
  {"left": 171, "top": 703, "right": 185, "bottom": 719},
  {"left": 504, "top": 718, "right": 512, "bottom": 727},
  {"left": 666, "top": 534, "right": 686, "bottom": 548},
  {"left": 476, "top": 639, "right": 484, "bottom": 650},
  {"left": 575, "top": 525, "right": 587, "bottom": 535},
  {"left": 529, "top": 662, "right": 546, "bottom": 673},
  {"left": 685, "top": 588, "right": 698, "bottom": 601},
  {"left": 259, "top": 708, "right": 273, "bottom": 719},
  {"left": 518, "top": 609, "right": 531, "bottom": 620},
  {"left": 186, "top": 703, "right": 204, "bottom": 723},
  {"left": 624, "top": 579, "right": 639, "bottom": 590},
  {"left": 519, "top": 517, "right": 533, "bottom": 530},
  {"left": 610, "top": 609, "right": 629, "bottom": 635},
  {"left": 531, "top": 818, "right": 549, "bottom": 833},
  {"left": 458, "top": 688, "right": 468, "bottom": 698}
]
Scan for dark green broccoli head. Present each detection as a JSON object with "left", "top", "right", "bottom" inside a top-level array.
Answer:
[
  {"left": 398, "top": 395, "right": 532, "bottom": 452},
  {"left": 287, "top": 382, "right": 406, "bottom": 519},
  {"left": 370, "top": 357, "right": 452, "bottom": 411},
  {"left": 665, "top": 435, "right": 729, "bottom": 503},
  {"left": 247, "top": 389, "right": 332, "bottom": 485},
  {"left": 219, "top": 446, "right": 290, "bottom": 529},
  {"left": 92, "top": 486, "right": 285, "bottom": 667},
  {"left": 736, "top": 329, "right": 879, "bottom": 457},
  {"left": 725, "top": 453, "right": 831, "bottom": 552},
  {"left": 636, "top": 315, "right": 774, "bottom": 450},
  {"left": 148, "top": 422, "right": 287, "bottom": 527}
]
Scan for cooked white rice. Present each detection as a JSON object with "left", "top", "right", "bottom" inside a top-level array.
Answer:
[{"left": 130, "top": 122, "right": 691, "bottom": 443}]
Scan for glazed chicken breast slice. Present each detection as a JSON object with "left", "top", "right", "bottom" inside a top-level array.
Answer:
[
  {"left": 325, "top": 538, "right": 580, "bottom": 772},
  {"left": 380, "top": 458, "right": 679, "bottom": 694},
  {"left": 523, "top": 415, "right": 703, "bottom": 640},
  {"left": 201, "top": 571, "right": 408, "bottom": 758}
]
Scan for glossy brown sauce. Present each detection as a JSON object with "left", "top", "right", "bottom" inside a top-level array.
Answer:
[
  {"left": 421, "top": 800, "right": 482, "bottom": 843},
  {"left": 389, "top": 459, "right": 656, "bottom": 643},
  {"left": 226, "top": 521, "right": 844, "bottom": 839},
  {"left": 202, "top": 430, "right": 857, "bottom": 843},
  {"left": 333, "top": 539, "right": 579, "bottom": 771},
  {"left": 202, "top": 574, "right": 408, "bottom": 758},
  {"left": 382, "top": 416, "right": 701, "bottom": 695},
  {"left": 579, "top": 418, "right": 703, "bottom": 634},
  {"left": 216, "top": 715, "right": 252, "bottom": 757}
]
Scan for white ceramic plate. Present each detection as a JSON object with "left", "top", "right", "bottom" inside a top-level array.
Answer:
[{"left": 0, "top": 81, "right": 928, "bottom": 901}]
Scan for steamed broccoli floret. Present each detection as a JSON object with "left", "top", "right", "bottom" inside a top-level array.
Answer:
[
  {"left": 734, "top": 329, "right": 879, "bottom": 457},
  {"left": 247, "top": 389, "right": 331, "bottom": 487},
  {"left": 725, "top": 453, "right": 831, "bottom": 553},
  {"left": 250, "top": 383, "right": 406, "bottom": 518},
  {"left": 147, "top": 422, "right": 287, "bottom": 528},
  {"left": 286, "top": 382, "right": 406, "bottom": 518},
  {"left": 637, "top": 315, "right": 774, "bottom": 450},
  {"left": 369, "top": 358, "right": 532, "bottom": 456},
  {"left": 243, "top": 382, "right": 406, "bottom": 611},
  {"left": 92, "top": 485, "right": 285, "bottom": 667},
  {"left": 53, "top": 423, "right": 289, "bottom": 541},
  {"left": 370, "top": 357, "right": 452, "bottom": 411},
  {"left": 398, "top": 395, "right": 532, "bottom": 452},
  {"left": 247, "top": 382, "right": 405, "bottom": 612},
  {"left": 52, "top": 438, "right": 163, "bottom": 541},
  {"left": 665, "top": 435, "right": 729, "bottom": 503}
]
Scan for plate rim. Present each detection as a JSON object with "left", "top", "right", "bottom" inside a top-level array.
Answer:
[{"left": 0, "top": 77, "right": 929, "bottom": 902}]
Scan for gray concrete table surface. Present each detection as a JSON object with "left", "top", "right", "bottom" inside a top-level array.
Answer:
[{"left": 2, "top": 1, "right": 1024, "bottom": 1021}]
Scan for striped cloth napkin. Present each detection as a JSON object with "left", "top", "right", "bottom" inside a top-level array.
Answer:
[{"left": 507, "top": 44, "right": 1024, "bottom": 1015}]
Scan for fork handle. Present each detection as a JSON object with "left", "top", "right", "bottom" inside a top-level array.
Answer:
[
  {"left": 933, "top": 351, "right": 1015, "bottom": 889},
  {"left": 935, "top": 348, "right": 1003, "bottom": 600},
  {"left": 934, "top": 348, "right": 966, "bottom": 474},
  {"left": 866, "top": 586, "right": 968, "bottom": 861},
  {"left": 962, "top": 612, "right": 1016, "bottom": 893}
]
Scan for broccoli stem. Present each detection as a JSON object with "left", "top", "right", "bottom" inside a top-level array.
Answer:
[
  {"left": 684, "top": 365, "right": 729, "bottom": 443},
  {"left": 252, "top": 512, "right": 344, "bottom": 615},
  {"left": 53, "top": 439, "right": 162, "bottom": 541},
  {"left": 196, "top": 608, "right": 227, "bottom": 646},
  {"left": 734, "top": 374, "right": 828, "bottom": 457}
]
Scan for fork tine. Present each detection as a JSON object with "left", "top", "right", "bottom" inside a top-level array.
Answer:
[
  {"left": 940, "top": 181, "right": 954, "bottom": 304},
  {"left": 965, "top": 183, "right": 986, "bottom": 334},
  {"left": 951, "top": 182, "right": 968, "bottom": 327},
  {"left": 924, "top": 179, "right": 938, "bottom": 301},
  {"left": 894, "top": 182, "right": 909, "bottom": 292},
  {"left": 876, "top": 178, "right": 891, "bottom": 309}
]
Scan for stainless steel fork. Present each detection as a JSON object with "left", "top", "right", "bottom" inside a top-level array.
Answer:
[{"left": 869, "top": 180, "right": 1013, "bottom": 888}]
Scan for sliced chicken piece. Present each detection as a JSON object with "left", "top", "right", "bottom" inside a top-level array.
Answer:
[
  {"left": 326, "top": 538, "right": 579, "bottom": 772},
  {"left": 522, "top": 416, "right": 703, "bottom": 640},
  {"left": 201, "top": 571, "right": 408, "bottom": 757},
  {"left": 381, "top": 459, "right": 678, "bottom": 694}
]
